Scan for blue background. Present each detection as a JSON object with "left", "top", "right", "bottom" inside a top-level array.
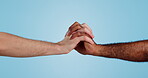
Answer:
[{"left": 0, "top": 0, "right": 148, "bottom": 78}]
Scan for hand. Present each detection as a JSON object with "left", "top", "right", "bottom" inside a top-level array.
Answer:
[
  {"left": 67, "top": 22, "right": 99, "bottom": 55},
  {"left": 57, "top": 27, "right": 94, "bottom": 54}
]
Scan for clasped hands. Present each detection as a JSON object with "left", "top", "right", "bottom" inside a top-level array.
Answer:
[
  {"left": 0, "top": 21, "right": 147, "bottom": 62},
  {"left": 57, "top": 22, "right": 100, "bottom": 55}
]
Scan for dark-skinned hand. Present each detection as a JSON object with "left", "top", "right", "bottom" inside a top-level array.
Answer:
[{"left": 66, "top": 22, "right": 99, "bottom": 55}]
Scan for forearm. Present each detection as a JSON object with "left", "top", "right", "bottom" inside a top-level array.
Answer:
[
  {"left": 0, "top": 32, "right": 63, "bottom": 57},
  {"left": 94, "top": 40, "right": 148, "bottom": 62}
]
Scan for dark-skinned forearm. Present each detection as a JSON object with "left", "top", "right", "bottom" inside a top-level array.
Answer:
[{"left": 94, "top": 40, "right": 148, "bottom": 62}]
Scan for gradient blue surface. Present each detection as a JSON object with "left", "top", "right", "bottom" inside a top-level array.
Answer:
[{"left": 0, "top": 0, "right": 148, "bottom": 78}]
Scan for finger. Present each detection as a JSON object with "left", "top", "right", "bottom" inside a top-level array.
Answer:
[
  {"left": 79, "top": 36, "right": 94, "bottom": 44},
  {"left": 69, "top": 22, "right": 81, "bottom": 31},
  {"left": 71, "top": 34, "right": 94, "bottom": 45},
  {"left": 67, "top": 25, "right": 82, "bottom": 36},
  {"left": 81, "top": 23, "right": 92, "bottom": 32},
  {"left": 81, "top": 23, "right": 94, "bottom": 38},
  {"left": 65, "top": 30, "right": 70, "bottom": 37},
  {"left": 65, "top": 22, "right": 81, "bottom": 37},
  {"left": 65, "top": 32, "right": 73, "bottom": 39},
  {"left": 70, "top": 32, "right": 91, "bottom": 40},
  {"left": 76, "top": 28, "right": 94, "bottom": 38}
]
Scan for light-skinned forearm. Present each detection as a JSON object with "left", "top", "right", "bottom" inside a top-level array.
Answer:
[
  {"left": 0, "top": 32, "right": 64, "bottom": 57},
  {"left": 94, "top": 40, "right": 148, "bottom": 62}
]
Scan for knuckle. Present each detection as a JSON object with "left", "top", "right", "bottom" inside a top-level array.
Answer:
[
  {"left": 83, "top": 27, "right": 87, "bottom": 31},
  {"left": 77, "top": 32, "right": 81, "bottom": 36},
  {"left": 81, "top": 28, "right": 86, "bottom": 32},
  {"left": 69, "top": 27, "right": 72, "bottom": 31},
  {"left": 72, "top": 26, "right": 80, "bottom": 32},
  {"left": 76, "top": 26, "right": 82, "bottom": 30}
]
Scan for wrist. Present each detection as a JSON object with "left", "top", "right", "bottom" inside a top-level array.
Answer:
[
  {"left": 44, "top": 42, "right": 66, "bottom": 55},
  {"left": 56, "top": 42, "right": 70, "bottom": 54},
  {"left": 92, "top": 44, "right": 104, "bottom": 56}
]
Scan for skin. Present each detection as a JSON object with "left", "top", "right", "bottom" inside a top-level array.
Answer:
[
  {"left": 0, "top": 30, "right": 94, "bottom": 57},
  {"left": 67, "top": 22, "right": 97, "bottom": 55},
  {"left": 68, "top": 22, "right": 148, "bottom": 62}
]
